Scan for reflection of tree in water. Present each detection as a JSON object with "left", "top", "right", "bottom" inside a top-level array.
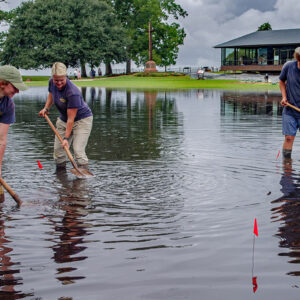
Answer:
[
  {"left": 88, "top": 88, "right": 182, "bottom": 161},
  {"left": 271, "top": 159, "right": 300, "bottom": 276},
  {"left": 0, "top": 212, "right": 33, "bottom": 299},
  {"left": 49, "top": 172, "right": 92, "bottom": 285},
  {"left": 221, "top": 91, "right": 282, "bottom": 116}
]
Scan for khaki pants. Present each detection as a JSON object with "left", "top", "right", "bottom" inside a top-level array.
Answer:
[{"left": 54, "top": 116, "right": 93, "bottom": 165}]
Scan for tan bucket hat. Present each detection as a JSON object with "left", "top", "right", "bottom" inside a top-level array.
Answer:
[{"left": 0, "top": 65, "right": 28, "bottom": 91}]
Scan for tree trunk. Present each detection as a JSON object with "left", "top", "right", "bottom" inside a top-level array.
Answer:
[
  {"left": 81, "top": 87, "right": 87, "bottom": 101},
  {"left": 105, "top": 62, "right": 112, "bottom": 76},
  {"left": 80, "top": 59, "right": 87, "bottom": 78},
  {"left": 126, "top": 59, "right": 131, "bottom": 74}
]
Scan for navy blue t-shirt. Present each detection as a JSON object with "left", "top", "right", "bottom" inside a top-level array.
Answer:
[
  {"left": 279, "top": 60, "right": 300, "bottom": 118},
  {"left": 0, "top": 96, "right": 15, "bottom": 124},
  {"left": 48, "top": 78, "right": 92, "bottom": 122}
]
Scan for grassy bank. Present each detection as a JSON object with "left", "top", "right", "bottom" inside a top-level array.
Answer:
[{"left": 25, "top": 75, "right": 279, "bottom": 90}]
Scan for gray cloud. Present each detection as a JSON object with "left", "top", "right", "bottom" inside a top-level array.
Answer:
[{"left": 202, "top": 0, "right": 277, "bottom": 17}]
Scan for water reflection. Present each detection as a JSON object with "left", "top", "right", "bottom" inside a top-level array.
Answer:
[
  {"left": 48, "top": 171, "right": 92, "bottom": 285},
  {"left": 0, "top": 209, "right": 32, "bottom": 299},
  {"left": 7, "top": 87, "right": 299, "bottom": 298},
  {"left": 221, "top": 91, "right": 282, "bottom": 116},
  {"left": 272, "top": 158, "right": 300, "bottom": 276}
]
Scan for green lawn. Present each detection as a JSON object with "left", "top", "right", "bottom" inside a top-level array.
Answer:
[{"left": 24, "top": 75, "right": 279, "bottom": 91}]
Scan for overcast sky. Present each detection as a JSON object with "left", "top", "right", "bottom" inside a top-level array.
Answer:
[{"left": 1, "top": 0, "right": 300, "bottom": 70}]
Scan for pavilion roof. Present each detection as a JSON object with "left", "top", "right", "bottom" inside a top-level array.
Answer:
[{"left": 214, "top": 28, "right": 300, "bottom": 48}]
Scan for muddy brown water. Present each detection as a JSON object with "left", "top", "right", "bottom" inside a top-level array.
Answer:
[{"left": 0, "top": 87, "right": 299, "bottom": 299}]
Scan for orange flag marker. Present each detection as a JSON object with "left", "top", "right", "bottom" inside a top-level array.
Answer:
[
  {"left": 37, "top": 160, "right": 43, "bottom": 169},
  {"left": 253, "top": 218, "right": 258, "bottom": 236}
]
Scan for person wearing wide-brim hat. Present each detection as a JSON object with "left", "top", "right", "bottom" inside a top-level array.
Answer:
[
  {"left": 39, "top": 62, "right": 93, "bottom": 172},
  {"left": 0, "top": 65, "right": 27, "bottom": 200}
]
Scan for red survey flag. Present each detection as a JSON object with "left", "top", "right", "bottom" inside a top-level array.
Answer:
[
  {"left": 276, "top": 150, "right": 280, "bottom": 159},
  {"left": 253, "top": 218, "right": 258, "bottom": 236},
  {"left": 37, "top": 160, "right": 43, "bottom": 169},
  {"left": 252, "top": 276, "right": 258, "bottom": 293}
]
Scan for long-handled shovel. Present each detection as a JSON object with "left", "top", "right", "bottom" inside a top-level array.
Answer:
[
  {"left": 287, "top": 102, "right": 300, "bottom": 113},
  {"left": 44, "top": 115, "right": 94, "bottom": 179},
  {"left": 0, "top": 177, "right": 22, "bottom": 206}
]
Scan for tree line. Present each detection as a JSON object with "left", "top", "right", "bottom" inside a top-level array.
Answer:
[{"left": 0, "top": 0, "right": 187, "bottom": 76}]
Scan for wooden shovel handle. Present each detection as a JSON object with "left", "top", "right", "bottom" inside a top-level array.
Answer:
[
  {"left": 0, "top": 177, "right": 22, "bottom": 206},
  {"left": 44, "top": 114, "right": 81, "bottom": 172},
  {"left": 286, "top": 102, "right": 300, "bottom": 113}
]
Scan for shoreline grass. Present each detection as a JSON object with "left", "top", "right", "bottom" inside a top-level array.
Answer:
[{"left": 24, "top": 75, "right": 279, "bottom": 91}]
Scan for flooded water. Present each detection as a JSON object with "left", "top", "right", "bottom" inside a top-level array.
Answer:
[{"left": 1, "top": 86, "right": 299, "bottom": 299}]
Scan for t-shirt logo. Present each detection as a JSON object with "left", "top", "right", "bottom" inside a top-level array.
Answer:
[{"left": 60, "top": 98, "right": 67, "bottom": 103}]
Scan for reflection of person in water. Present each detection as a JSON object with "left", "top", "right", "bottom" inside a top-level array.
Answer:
[
  {"left": 271, "top": 158, "right": 300, "bottom": 275},
  {"left": 0, "top": 211, "right": 32, "bottom": 298},
  {"left": 0, "top": 218, "right": 18, "bottom": 297},
  {"left": 49, "top": 172, "right": 92, "bottom": 284}
]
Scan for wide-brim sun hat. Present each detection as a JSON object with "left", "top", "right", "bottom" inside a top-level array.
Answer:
[{"left": 0, "top": 65, "right": 28, "bottom": 91}]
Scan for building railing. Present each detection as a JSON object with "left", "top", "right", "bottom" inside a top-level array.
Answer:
[{"left": 222, "top": 58, "right": 292, "bottom": 66}]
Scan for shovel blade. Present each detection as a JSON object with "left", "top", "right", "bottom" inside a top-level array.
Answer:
[{"left": 70, "top": 168, "right": 94, "bottom": 179}]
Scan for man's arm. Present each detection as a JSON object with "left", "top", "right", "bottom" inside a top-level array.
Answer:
[
  {"left": 279, "top": 80, "right": 288, "bottom": 106},
  {"left": 0, "top": 123, "right": 10, "bottom": 177}
]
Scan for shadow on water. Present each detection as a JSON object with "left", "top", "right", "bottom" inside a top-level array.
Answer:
[{"left": 271, "top": 158, "right": 300, "bottom": 277}]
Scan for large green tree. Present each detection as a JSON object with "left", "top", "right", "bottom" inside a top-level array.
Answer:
[
  {"left": 0, "top": 7, "right": 16, "bottom": 50},
  {"left": 110, "top": 0, "right": 187, "bottom": 73},
  {"left": 1, "top": 0, "right": 127, "bottom": 76}
]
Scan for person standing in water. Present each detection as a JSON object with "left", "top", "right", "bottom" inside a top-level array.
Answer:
[
  {"left": 39, "top": 62, "right": 93, "bottom": 171},
  {"left": 280, "top": 47, "right": 300, "bottom": 159},
  {"left": 0, "top": 66, "right": 28, "bottom": 201}
]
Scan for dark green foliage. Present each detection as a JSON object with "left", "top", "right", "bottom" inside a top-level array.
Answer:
[
  {"left": 111, "top": 0, "right": 187, "bottom": 69},
  {"left": 257, "top": 22, "right": 272, "bottom": 31},
  {"left": 1, "top": 0, "right": 127, "bottom": 69}
]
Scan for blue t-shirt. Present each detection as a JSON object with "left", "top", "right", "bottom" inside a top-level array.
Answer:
[
  {"left": 0, "top": 96, "right": 15, "bottom": 124},
  {"left": 48, "top": 78, "right": 92, "bottom": 122},
  {"left": 279, "top": 60, "right": 300, "bottom": 118}
]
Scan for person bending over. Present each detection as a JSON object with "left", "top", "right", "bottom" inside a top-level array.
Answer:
[{"left": 39, "top": 62, "right": 93, "bottom": 171}]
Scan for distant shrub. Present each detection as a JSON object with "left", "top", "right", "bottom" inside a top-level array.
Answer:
[{"left": 134, "top": 72, "right": 185, "bottom": 77}]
